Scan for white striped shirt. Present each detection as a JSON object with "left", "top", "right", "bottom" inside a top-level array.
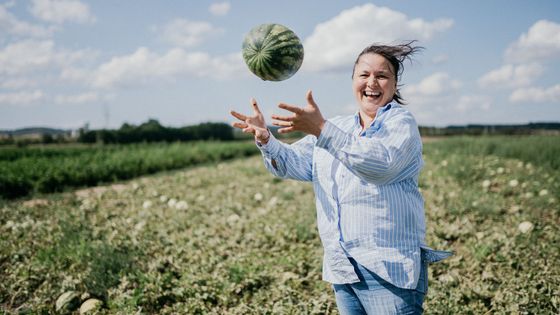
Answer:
[{"left": 258, "top": 101, "right": 451, "bottom": 289}]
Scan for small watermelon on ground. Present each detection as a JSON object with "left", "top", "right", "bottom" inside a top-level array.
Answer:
[{"left": 242, "top": 23, "right": 304, "bottom": 81}]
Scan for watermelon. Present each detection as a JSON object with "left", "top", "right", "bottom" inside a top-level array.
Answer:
[{"left": 242, "top": 23, "right": 304, "bottom": 81}]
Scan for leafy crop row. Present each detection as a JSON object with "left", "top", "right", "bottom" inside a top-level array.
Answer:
[{"left": 0, "top": 141, "right": 258, "bottom": 199}]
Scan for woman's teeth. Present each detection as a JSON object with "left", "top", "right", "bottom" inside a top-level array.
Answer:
[{"left": 364, "top": 91, "right": 380, "bottom": 98}]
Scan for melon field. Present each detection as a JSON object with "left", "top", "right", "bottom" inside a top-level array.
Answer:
[{"left": 1, "top": 136, "right": 558, "bottom": 314}]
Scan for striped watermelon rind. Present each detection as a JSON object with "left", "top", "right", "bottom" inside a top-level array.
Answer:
[{"left": 242, "top": 23, "right": 304, "bottom": 81}]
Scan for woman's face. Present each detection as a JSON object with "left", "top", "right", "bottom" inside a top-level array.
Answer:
[{"left": 352, "top": 53, "right": 397, "bottom": 118}]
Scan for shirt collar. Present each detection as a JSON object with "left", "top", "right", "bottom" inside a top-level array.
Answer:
[{"left": 353, "top": 101, "right": 396, "bottom": 128}]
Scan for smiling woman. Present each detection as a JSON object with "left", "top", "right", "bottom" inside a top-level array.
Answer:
[
  {"left": 230, "top": 41, "right": 452, "bottom": 314},
  {"left": 351, "top": 42, "right": 423, "bottom": 128}
]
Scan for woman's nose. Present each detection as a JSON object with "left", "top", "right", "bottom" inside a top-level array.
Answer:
[{"left": 367, "top": 75, "right": 378, "bottom": 87}]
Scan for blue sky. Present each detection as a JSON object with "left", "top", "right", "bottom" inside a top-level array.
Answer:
[{"left": 1, "top": 0, "right": 559, "bottom": 130}]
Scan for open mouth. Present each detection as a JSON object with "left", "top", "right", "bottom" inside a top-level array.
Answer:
[{"left": 363, "top": 90, "right": 381, "bottom": 100}]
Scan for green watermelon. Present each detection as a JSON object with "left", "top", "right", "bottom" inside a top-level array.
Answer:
[{"left": 242, "top": 23, "right": 304, "bottom": 81}]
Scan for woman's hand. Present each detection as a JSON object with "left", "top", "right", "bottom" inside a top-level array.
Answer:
[
  {"left": 272, "top": 90, "right": 326, "bottom": 137},
  {"left": 230, "top": 98, "right": 270, "bottom": 144}
]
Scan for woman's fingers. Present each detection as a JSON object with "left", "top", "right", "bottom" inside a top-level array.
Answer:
[
  {"left": 277, "top": 126, "right": 295, "bottom": 134},
  {"left": 232, "top": 122, "right": 248, "bottom": 129},
  {"left": 278, "top": 102, "right": 303, "bottom": 114},
  {"left": 272, "top": 121, "right": 292, "bottom": 128},
  {"left": 231, "top": 98, "right": 266, "bottom": 135},
  {"left": 230, "top": 110, "right": 247, "bottom": 121},
  {"left": 306, "top": 90, "right": 318, "bottom": 109},
  {"left": 271, "top": 114, "right": 293, "bottom": 122},
  {"left": 251, "top": 98, "right": 262, "bottom": 115},
  {"left": 232, "top": 120, "right": 255, "bottom": 135},
  {"left": 242, "top": 126, "right": 255, "bottom": 134}
]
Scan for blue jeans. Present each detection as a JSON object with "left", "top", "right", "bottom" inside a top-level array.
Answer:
[{"left": 333, "top": 258, "right": 428, "bottom": 315}]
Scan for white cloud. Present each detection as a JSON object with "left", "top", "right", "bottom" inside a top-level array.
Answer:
[
  {"left": 0, "top": 90, "right": 43, "bottom": 105},
  {"left": 59, "top": 67, "right": 90, "bottom": 82},
  {"left": 404, "top": 72, "right": 461, "bottom": 96},
  {"left": 505, "top": 20, "right": 560, "bottom": 63},
  {"left": 509, "top": 84, "right": 560, "bottom": 103},
  {"left": 209, "top": 2, "right": 230, "bottom": 16},
  {"left": 455, "top": 95, "right": 492, "bottom": 113},
  {"left": 0, "top": 77, "right": 37, "bottom": 89},
  {"left": 303, "top": 3, "right": 453, "bottom": 72},
  {"left": 159, "top": 18, "right": 223, "bottom": 47},
  {"left": 0, "top": 40, "right": 55, "bottom": 75},
  {"left": 406, "top": 92, "right": 493, "bottom": 127},
  {"left": 0, "top": 4, "right": 54, "bottom": 38},
  {"left": 30, "top": 0, "right": 95, "bottom": 24},
  {"left": 403, "top": 72, "right": 475, "bottom": 125},
  {"left": 55, "top": 91, "right": 99, "bottom": 104},
  {"left": 92, "top": 47, "right": 245, "bottom": 88},
  {"left": 0, "top": 39, "right": 97, "bottom": 75},
  {"left": 478, "top": 63, "right": 544, "bottom": 89}
]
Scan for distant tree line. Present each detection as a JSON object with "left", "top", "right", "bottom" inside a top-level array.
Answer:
[
  {"left": 419, "top": 122, "right": 560, "bottom": 136},
  {"left": 78, "top": 120, "right": 235, "bottom": 144},
  {"left": 1, "top": 121, "right": 558, "bottom": 146}
]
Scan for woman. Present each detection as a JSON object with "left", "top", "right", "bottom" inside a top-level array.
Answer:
[{"left": 230, "top": 42, "right": 451, "bottom": 314}]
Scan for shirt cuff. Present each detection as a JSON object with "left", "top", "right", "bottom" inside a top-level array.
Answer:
[
  {"left": 316, "top": 120, "right": 348, "bottom": 152},
  {"left": 256, "top": 132, "right": 282, "bottom": 158}
]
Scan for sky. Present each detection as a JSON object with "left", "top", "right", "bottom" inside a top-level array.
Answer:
[{"left": 0, "top": 0, "right": 559, "bottom": 130}]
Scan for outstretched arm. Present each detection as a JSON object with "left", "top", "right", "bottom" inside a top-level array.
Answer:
[
  {"left": 230, "top": 98, "right": 314, "bottom": 182},
  {"left": 270, "top": 91, "right": 422, "bottom": 185}
]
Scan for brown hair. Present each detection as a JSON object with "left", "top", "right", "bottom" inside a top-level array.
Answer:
[{"left": 352, "top": 41, "right": 423, "bottom": 104}]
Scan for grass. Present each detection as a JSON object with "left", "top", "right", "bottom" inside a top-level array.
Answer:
[{"left": 0, "top": 135, "right": 558, "bottom": 313}]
